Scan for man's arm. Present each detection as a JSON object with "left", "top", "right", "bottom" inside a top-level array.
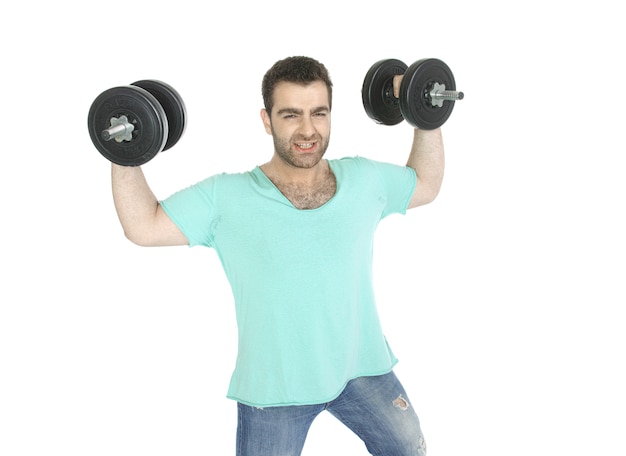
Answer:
[
  {"left": 111, "top": 164, "right": 188, "bottom": 246},
  {"left": 406, "top": 128, "right": 445, "bottom": 209},
  {"left": 391, "top": 74, "right": 445, "bottom": 209}
]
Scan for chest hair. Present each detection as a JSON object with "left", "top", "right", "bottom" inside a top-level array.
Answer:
[{"left": 273, "top": 172, "right": 337, "bottom": 210}]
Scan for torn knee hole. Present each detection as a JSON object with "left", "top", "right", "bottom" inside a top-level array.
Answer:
[{"left": 392, "top": 395, "right": 409, "bottom": 411}]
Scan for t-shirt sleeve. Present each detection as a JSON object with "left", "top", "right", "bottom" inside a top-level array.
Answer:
[
  {"left": 159, "top": 175, "right": 218, "bottom": 247},
  {"left": 362, "top": 158, "right": 417, "bottom": 218}
]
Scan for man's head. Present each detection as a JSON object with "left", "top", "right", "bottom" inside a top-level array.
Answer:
[
  {"left": 260, "top": 57, "right": 333, "bottom": 170},
  {"left": 262, "top": 56, "right": 333, "bottom": 116}
]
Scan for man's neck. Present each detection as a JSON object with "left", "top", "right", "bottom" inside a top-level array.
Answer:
[{"left": 260, "top": 157, "right": 329, "bottom": 187}]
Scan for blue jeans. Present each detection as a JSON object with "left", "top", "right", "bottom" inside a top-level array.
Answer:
[{"left": 236, "top": 371, "right": 426, "bottom": 456}]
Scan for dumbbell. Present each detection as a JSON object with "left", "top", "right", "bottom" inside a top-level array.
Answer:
[
  {"left": 87, "top": 80, "right": 186, "bottom": 166},
  {"left": 362, "top": 58, "right": 463, "bottom": 129}
]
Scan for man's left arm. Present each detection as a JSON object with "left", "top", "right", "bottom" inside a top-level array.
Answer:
[
  {"left": 391, "top": 75, "right": 445, "bottom": 209},
  {"left": 406, "top": 127, "right": 445, "bottom": 209}
]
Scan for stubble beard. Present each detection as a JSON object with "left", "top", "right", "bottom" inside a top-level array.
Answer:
[{"left": 272, "top": 131, "right": 330, "bottom": 169}]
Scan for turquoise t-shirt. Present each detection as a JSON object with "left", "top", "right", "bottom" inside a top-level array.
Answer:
[{"left": 160, "top": 156, "right": 417, "bottom": 407}]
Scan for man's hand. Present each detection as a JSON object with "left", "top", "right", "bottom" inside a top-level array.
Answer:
[{"left": 393, "top": 74, "right": 403, "bottom": 99}]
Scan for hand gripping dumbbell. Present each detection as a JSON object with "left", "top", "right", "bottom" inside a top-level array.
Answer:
[
  {"left": 362, "top": 58, "right": 464, "bottom": 129},
  {"left": 87, "top": 80, "right": 187, "bottom": 166}
]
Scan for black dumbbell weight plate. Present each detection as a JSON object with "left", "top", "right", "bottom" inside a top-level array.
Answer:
[
  {"left": 88, "top": 86, "right": 168, "bottom": 166},
  {"left": 132, "top": 80, "right": 186, "bottom": 151},
  {"left": 399, "top": 58, "right": 457, "bottom": 130},
  {"left": 362, "top": 59, "right": 408, "bottom": 126}
]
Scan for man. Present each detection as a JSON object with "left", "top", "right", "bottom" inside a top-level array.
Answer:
[{"left": 111, "top": 56, "right": 443, "bottom": 455}]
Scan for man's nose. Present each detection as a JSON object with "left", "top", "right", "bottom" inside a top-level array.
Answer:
[{"left": 298, "top": 116, "right": 316, "bottom": 137}]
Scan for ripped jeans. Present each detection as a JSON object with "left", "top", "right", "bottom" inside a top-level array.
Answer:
[{"left": 236, "top": 371, "right": 427, "bottom": 456}]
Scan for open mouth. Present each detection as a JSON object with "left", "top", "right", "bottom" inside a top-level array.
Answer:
[{"left": 295, "top": 142, "right": 316, "bottom": 153}]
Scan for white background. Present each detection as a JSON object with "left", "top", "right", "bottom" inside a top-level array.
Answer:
[{"left": 1, "top": 1, "right": 624, "bottom": 455}]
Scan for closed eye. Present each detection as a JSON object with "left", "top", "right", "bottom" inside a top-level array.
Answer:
[{"left": 277, "top": 108, "right": 301, "bottom": 119}]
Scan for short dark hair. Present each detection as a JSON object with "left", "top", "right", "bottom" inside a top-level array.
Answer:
[{"left": 262, "top": 56, "right": 333, "bottom": 114}]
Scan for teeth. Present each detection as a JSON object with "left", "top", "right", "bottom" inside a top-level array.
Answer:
[{"left": 297, "top": 143, "right": 313, "bottom": 149}]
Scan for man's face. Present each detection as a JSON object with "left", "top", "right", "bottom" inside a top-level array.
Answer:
[{"left": 262, "top": 80, "right": 331, "bottom": 169}]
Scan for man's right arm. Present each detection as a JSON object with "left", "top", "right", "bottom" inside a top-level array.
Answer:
[{"left": 111, "top": 164, "right": 188, "bottom": 247}]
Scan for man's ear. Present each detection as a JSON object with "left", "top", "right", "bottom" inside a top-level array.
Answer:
[{"left": 260, "top": 109, "right": 272, "bottom": 135}]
